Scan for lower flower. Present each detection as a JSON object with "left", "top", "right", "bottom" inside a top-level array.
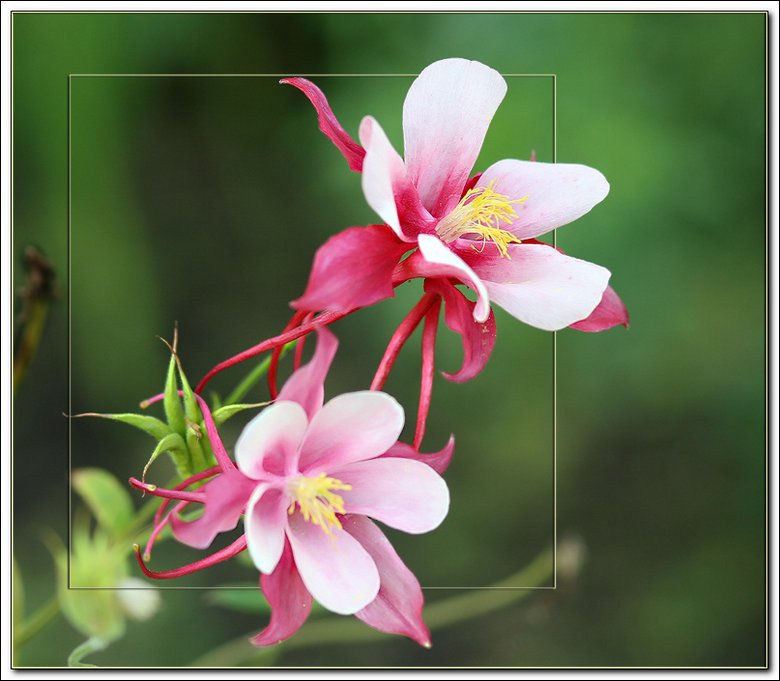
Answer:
[{"left": 132, "top": 328, "right": 452, "bottom": 648}]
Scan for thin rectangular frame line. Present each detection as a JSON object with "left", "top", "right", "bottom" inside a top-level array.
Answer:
[
  {"left": 67, "top": 72, "right": 558, "bottom": 592},
  {"left": 68, "top": 73, "right": 559, "bottom": 78}
]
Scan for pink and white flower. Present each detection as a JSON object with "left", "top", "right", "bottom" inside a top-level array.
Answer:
[
  {"left": 134, "top": 329, "right": 452, "bottom": 647},
  {"left": 284, "top": 58, "right": 628, "bottom": 333}
]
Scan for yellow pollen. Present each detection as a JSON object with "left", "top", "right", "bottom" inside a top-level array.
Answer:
[
  {"left": 287, "top": 473, "right": 352, "bottom": 536},
  {"left": 435, "top": 181, "right": 527, "bottom": 258}
]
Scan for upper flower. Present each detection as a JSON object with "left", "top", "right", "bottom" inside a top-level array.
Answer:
[{"left": 285, "top": 58, "right": 626, "bottom": 332}]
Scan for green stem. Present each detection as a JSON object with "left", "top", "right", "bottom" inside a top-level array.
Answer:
[
  {"left": 13, "top": 597, "right": 60, "bottom": 649},
  {"left": 192, "top": 548, "right": 554, "bottom": 667},
  {"left": 223, "top": 341, "right": 295, "bottom": 406},
  {"left": 67, "top": 637, "right": 108, "bottom": 667}
]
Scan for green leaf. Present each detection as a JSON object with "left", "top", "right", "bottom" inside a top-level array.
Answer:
[
  {"left": 72, "top": 468, "right": 134, "bottom": 537},
  {"left": 141, "top": 432, "right": 187, "bottom": 481},
  {"left": 163, "top": 351, "right": 186, "bottom": 435},
  {"left": 211, "top": 401, "right": 269, "bottom": 427},
  {"left": 45, "top": 528, "right": 127, "bottom": 645},
  {"left": 73, "top": 412, "right": 171, "bottom": 441},
  {"left": 206, "top": 584, "right": 271, "bottom": 614}
]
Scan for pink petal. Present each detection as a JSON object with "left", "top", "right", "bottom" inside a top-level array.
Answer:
[
  {"left": 287, "top": 512, "right": 379, "bottom": 615},
  {"left": 280, "top": 77, "right": 365, "bottom": 172},
  {"left": 403, "top": 58, "right": 507, "bottom": 218},
  {"left": 570, "top": 284, "right": 629, "bottom": 332},
  {"left": 380, "top": 436, "right": 455, "bottom": 475},
  {"left": 170, "top": 469, "right": 256, "bottom": 550},
  {"left": 470, "top": 243, "right": 611, "bottom": 331},
  {"left": 235, "top": 401, "right": 308, "bottom": 478},
  {"left": 414, "top": 234, "right": 491, "bottom": 323},
  {"left": 245, "top": 484, "right": 289, "bottom": 575},
  {"left": 298, "top": 391, "right": 404, "bottom": 473},
  {"left": 343, "top": 515, "right": 431, "bottom": 647},
  {"left": 291, "top": 225, "right": 410, "bottom": 314},
  {"left": 277, "top": 327, "right": 338, "bottom": 420},
  {"left": 334, "top": 458, "right": 449, "bottom": 534},
  {"left": 478, "top": 159, "right": 610, "bottom": 239},
  {"left": 424, "top": 278, "right": 496, "bottom": 382},
  {"left": 359, "top": 116, "right": 433, "bottom": 240},
  {"left": 252, "top": 539, "right": 313, "bottom": 647}
]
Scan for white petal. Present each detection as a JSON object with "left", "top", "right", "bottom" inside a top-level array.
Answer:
[
  {"left": 359, "top": 116, "right": 411, "bottom": 241},
  {"left": 235, "top": 401, "right": 308, "bottom": 478},
  {"left": 474, "top": 243, "right": 611, "bottom": 331},
  {"left": 298, "top": 391, "right": 404, "bottom": 473},
  {"left": 287, "top": 512, "right": 380, "bottom": 615},
  {"left": 335, "top": 458, "right": 449, "bottom": 534},
  {"left": 479, "top": 159, "right": 610, "bottom": 239},
  {"left": 417, "top": 234, "right": 491, "bottom": 323},
  {"left": 245, "top": 484, "right": 288, "bottom": 575},
  {"left": 403, "top": 58, "right": 506, "bottom": 217}
]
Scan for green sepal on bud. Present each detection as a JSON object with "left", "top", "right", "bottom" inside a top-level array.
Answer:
[
  {"left": 73, "top": 412, "right": 171, "bottom": 442},
  {"left": 162, "top": 345, "right": 186, "bottom": 436},
  {"left": 212, "top": 401, "right": 271, "bottom": 427},
  {"left": 141, "top": 432, "right": 188, "bottom": 481}
]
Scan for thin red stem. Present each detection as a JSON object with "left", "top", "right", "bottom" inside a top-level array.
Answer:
[
  {"left": 195, "top": 309, "right": 349, "bottom": 395},
  {"left": 268, "top": 310, "right": 307, "bottom": 400},
  {"left": 414, "top": 298, "right": 442, "bottom": 449},
  {"left": 294, "top": 312, "right": 316, "bottom": 370},
  {"left": 134, "top": 534, "right": 248, "bottom": 580},
  {"left": 371, "top": 292, "right": 438, "bottom": 392},
  {"left": 129, "top": 478, "right": 206, "bottom": 503},
  {"left": 144, "top": 500, "right": 189, "bottom": 560},
  {"left": 152, "top": 466, "right": 220, "bottom": 528},
  {"left": 193, "top": 393, "right": 235, "bottom": 471}
]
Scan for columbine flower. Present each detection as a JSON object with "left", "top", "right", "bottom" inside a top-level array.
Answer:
[
  {"left": 284, "top": 58, "right": 628, "bottom": 333},
  {"left": 133, "top": 328, "right": 452, "bottom": 647}
]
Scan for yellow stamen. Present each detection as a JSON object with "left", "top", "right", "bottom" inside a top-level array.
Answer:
[
  {"left": 287, "top": 473, "right": 352, "bottom": 536},
  {"left": 435, "top": 181, "right": 527, "bottom": 258}
]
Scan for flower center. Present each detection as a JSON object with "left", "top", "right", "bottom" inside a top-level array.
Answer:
[
  {"left": 287, "top": 472, "right": 352, "bottom": 535},
  {"left": 435, "top": 181, "right": 527, "bottom": 258}
]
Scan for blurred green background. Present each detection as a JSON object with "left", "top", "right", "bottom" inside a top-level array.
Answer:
[{"left": 12, "top": 11, "right": 765, "bottom": 668}]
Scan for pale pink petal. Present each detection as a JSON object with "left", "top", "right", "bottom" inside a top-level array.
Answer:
[
  {"left": 570, "top": 284, "right": 629, "bottom": 332},
  {"left": 334, "top": 458, "right": 449, "bottom": 534},
  {"left": 245, "top": 484, "right": 289, "bottom": 575},
  {"left": 359, "top": 116, "right": 433, "bottom": 240},
  {"left": 403, "top": 58, "right": 507, "bottom": 218},
  {"left": 280, "top": 77, "right": 365, "bottom": 172},
  {"left": 414, "top": 234, "right": 491, "bottom": 323},
  {"left": 424, "top": 278, "right": 496, "bottom": 382},
  {"left": 277, "top": 327, "right": 338, "bottom": 420},
  {"left": 478, "top": 159, "right": 610, "bottom": 239},
  {"left": 252, "top": 540, "right": 312, "bottom": 647},
  {"left": 287, "top": 512, "right": 379, "bottom": 615},
  {"left": 170, "top": 469, "right": 256, "bottom": 550},
  {"left": 343, "top": 515, "right": 430, "bottom": 647},
  {"left": 379, "top": 436, "right": 455, "bottom": 475},
  {"left": 291, "top": 225, "right": 411, "bottom": 315},
  {"left": 235, "top": 401, "right": 308, "bottom": 478},
  {"left": 470, "top": 243, "right": 611, "bottom": 331},
  {"left": 298, "top": 391, "right": 404, "bottom": 473}
]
